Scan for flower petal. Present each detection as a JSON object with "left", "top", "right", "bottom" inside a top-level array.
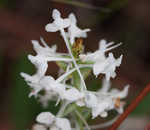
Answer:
[
  {"left": 45, "top": 23, "right": 59, "bottom": 32},
  {"left": 63, "top": 18, "right": 71, "bottom": 28},
  {"left": 52, "top": 9, "right": 61, "bottom": 20},
  {"left": 36, "top": 112, "right": 55, "bottom": 126},
  {"left": 63, "top": 88, "right": 84, "bottom": 102},
  {"left": 69, "top": 13, "right": 77, "bottom": 24}
]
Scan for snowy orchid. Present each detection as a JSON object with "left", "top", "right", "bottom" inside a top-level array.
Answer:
[
  {"left": 68, "top": 13, "right": 90, "bottom": 45},
  {"left": 21, "top": 9, "right": 129, "bottom": 130}
]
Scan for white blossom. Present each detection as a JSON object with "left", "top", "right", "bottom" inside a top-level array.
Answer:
[
  {"left": 36, "top": 112, "right": 71, "bottom": 130},
  {"left": 31, "top": 38, "right": 72, "bottom": 62},
  {"left": 79, "top": 39, "right": 122, "bottom": 80},
  {"left": 45, "top": 9, "right": 70, "bottom": 32},
  {"left": 91, "top": 80, "right": 129, "bottom": 118},
  {"left": 93, "top": 53, "right": 123, "bottom": 80},
  {"left": 20, "top": 38, "right": 73, "bottom": 97},
  {"left": 75, "top": 78, "right": 129, "bottom": 119},
  {"left": 40, "top": 76, "right": 83, "bottom": 103},
  {"left": 68, "top": 13, "right": 90, "bottom": 44}
]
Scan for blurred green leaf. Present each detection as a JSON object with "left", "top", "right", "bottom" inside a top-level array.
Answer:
[
  {"left": 87, "top": 77, "right": 102, "bottom": 91},
  {"left": 131, "top": 93, "right": 150, "bottom": 116}
]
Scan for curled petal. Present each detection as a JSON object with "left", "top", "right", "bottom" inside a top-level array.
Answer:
[{"left": 36, "top": 112, "right": 55, "bottom": 126}]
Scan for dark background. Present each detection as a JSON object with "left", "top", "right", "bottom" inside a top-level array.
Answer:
[{"left": 0, "top": 0, "right": 150, "bottom": 129}]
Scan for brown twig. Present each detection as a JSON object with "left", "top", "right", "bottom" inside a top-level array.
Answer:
[{"left": 109, "top": 83, "right": 150, "bottom": 130}]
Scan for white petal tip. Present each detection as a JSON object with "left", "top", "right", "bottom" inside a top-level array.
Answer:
[
  {"left": 52, "top": 9, "right": 61, "bottom": 19},
  {"left": 20, "top": 72, "right": 25, "bottom": 77}
]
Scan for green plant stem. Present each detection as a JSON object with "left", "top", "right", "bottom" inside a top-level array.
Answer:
[
  {"left": 56, "top": 101, "right": 69, "bottom": 117},
  {"left": 75, "top": 110, "right": 91, "bottom": 130},
  {"left": 60, "top": 29, "right": 87, "bottom": 91}
]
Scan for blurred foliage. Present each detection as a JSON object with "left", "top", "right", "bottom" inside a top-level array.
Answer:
[
  {"left": 131, "top": 93, "right": 150, "bottom": 116},
  {"left": 0, "top": 0, "right": 16, "bottom": 8},
  {"left": 87, "top": 76, "right": 102, "bottom": 91},
  {"left": 10, "top": 54, "right": 59, "bottom": 130},
  {"left": 99, "top": 0, "right": 129, "bottom": 22}
]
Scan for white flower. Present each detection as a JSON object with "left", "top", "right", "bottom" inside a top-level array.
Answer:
[
  {"left": 45, "top": 9, "right": 70, "bottom": 32},
  {"left": 22, "top": 68, "right": 83, "bottom": 103},
  {"left": 68, "top": 13, "right": 90, "bottom": 44},
  {"left": 36, "top": 112, "right": 71, "bottom": 130},
  {"left": 20, "top": 37, "right": 73, "bottom": 97},
  {"left": 79, "top": 39, "right": 122, "bottom": 80},
  {"left": 40, "top": 76, "right": 83, "bottom": 103},
  {"left": 80, "top": 39, "right": 121, "bottom": 62},
  {"left": 31, "top": 38, "right": 72, "bottom": 62},
  {"left": 76, "top": 78, "right": 129, "bottom": 119},
  {"left": 20, "top": 37, "right": 72, "bottom": 86},
  {"left": 20, "top": 54, "right": 49, "bottom": 97},
  {"left": 91, "top": 79, "right": 129, "bottom": 118},
  {"left": 93, "top": 53, "right": 123, "bottom": 80}
]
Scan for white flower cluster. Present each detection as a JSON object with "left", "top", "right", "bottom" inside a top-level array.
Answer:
[{"left": 21, "top": 9, "right": 129, "bottom": 130}]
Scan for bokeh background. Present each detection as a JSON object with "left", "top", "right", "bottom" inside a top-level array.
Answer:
[{"left": 0, "top": 0, "right": 150, "bottom": 130}]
